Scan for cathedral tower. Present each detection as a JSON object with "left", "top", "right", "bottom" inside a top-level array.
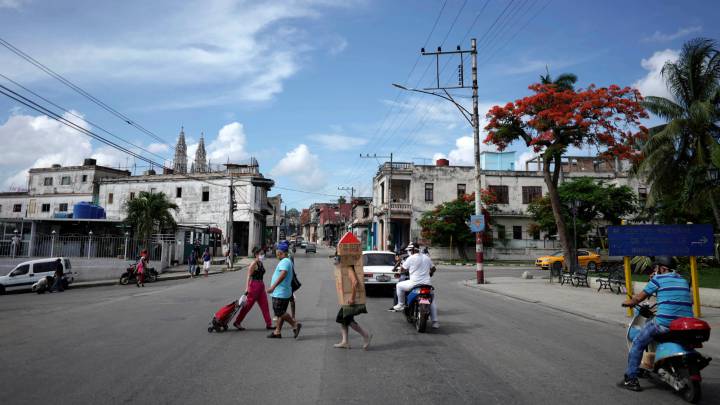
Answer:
[{"left": 173, "top": 127, "right": 188, "bottom": 174}]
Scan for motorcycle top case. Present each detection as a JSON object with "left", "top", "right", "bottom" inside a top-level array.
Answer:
[{"left": 668, "top": 317, "right": 711, "bottom": 344}]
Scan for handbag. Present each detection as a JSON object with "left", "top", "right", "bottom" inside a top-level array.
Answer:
[{"left": 291, "top": 266, "right": 302, "bottom": 292}]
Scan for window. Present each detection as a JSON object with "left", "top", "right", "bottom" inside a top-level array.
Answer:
[
  {"left": 61, "top": 176, "right": 71, "bottom": 185},
  {"left": 512, "top": 226, "right": 522, "bottom": 240},
  {"left": 129, "top": 192, "right": 135, "bottom": 201},
  {"left": 41, "top": 204, "right": 51, "bottom": 213},
  {"left": 0, "top": 205, "right": 2, "bottom": 212},
  {"left": 33, "top": 261, "right": 56, "bottom": 274},
  {"left": 150, "top": 188, "right": 157, "bottom": 194},
  {"left": 489, "top": 185, "right": 509, "bottom": 204},
  {"left": 497, "top": 224, "right": 506, "bottom": 240},
  {"left": 43, "top": 177, "right": 53, "bottom": 186},
  {"left": 457, "top": 184, "right": 466, "bottom": 199},
  {"left": 363, "top": 207, "right": 369, "bottom": 218},
  {"left": 13, "top": 204, "right": 21, "bottom": 212},
  {"left": 380, "top": 182, "right": 385, "bottom": 204},
  {"left": 522, "top": 186, "right": 543, "bottom": 204},
  {"left": 108, "top": 193, "right": 114, "bottom": 204},
  {"left": 58, "top": 203, "right": 68, "bottom": 212},
  {"left": 176, "top": 187, "right": 182, "bottom": 198},
  {"left": 10, "top": 264, "right": 29, "bottom": 277},
  {"left": 81, "top": 175, "right": 88, "bottom": 182},
  {"left": 577, "top": 250, "right": 589, "bottom": 257},
  {"left": 424, "top": 183, "right": 434, "bottom": 202},
  {"left": 202, "top": 186, "right": 210, "bottom": 202}
]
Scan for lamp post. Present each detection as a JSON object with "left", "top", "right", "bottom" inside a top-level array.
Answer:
[
  {"left": 50, "top": 230, "right": 56, "bottom": 257},
  {"left": 12, "top": 229, "right": 18, "bottom": 259},
  {"left": 124, "top": 231, "right": 129, "bottom": 260},
  {"left": 87, "top": 230, "right": 93, "bottom": 259}
]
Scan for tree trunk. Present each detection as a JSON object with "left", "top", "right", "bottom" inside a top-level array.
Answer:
[
  {"left": 710, "top": 191, "right": 720, "bottom": 231},
  {"left": 542, "top": 152, "right": 576, "bottom": 272}
]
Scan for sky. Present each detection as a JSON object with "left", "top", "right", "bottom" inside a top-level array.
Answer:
[{"left": 0, "top": 0, "right": 719, "bottom": 209}]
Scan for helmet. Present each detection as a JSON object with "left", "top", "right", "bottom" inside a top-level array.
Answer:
[
  {"left": 405, "top": 243, "right": 418, "bottom": 252},
  {"left": 653, "top": 256, "right": 674, "bottom": 269}
]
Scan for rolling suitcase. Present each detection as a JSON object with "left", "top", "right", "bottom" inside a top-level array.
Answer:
[{"left": 207, "top": 296, "right": 247, "bottom": 333}]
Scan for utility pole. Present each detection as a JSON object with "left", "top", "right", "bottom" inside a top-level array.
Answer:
[
  {"left": 394, "top": 39, "right": 484, "bottom": 283},
  {"left": 228, "top": 175, "right": 236, "bottom": 268},
  {"left": 360, "top": 153, "right": 393, "bottom": 251},
  {"left": 338, "top": 186, "right": 355, "bottom": 232}
]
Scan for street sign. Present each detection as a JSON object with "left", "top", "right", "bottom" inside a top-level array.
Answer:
[
  {"left": 469, "top": 215, "right": 485, "bottom": 233},
  {"left": 607, "top": 224, "right": 715, "bottom": 257}
]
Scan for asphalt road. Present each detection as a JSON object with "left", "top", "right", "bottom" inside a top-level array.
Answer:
[{"left": 1, "top": 248, "right": 718, "bottom": 405}]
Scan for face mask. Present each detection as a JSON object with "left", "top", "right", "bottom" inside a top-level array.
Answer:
[{"left": 259, "top": 255, "right": 265, "bottom": 261}]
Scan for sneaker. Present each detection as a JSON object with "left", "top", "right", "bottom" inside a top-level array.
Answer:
[
  {"left": 392, "top": 304, "right": 405, "bottom": 311},
  {"left": 267, "top": 332, "right": 282, "bottom": 339},
  {"left": 387, "top": 307, "right": 397, "bottom": 312},
  {"left": 234, "top": 324, "right": 245, "bottom": 331},
  {"left": 431, "top": 322, "right": 440, "bottom": 329},
  {"left": 617, "top": 375, "right": 641, "bottom": 392}
]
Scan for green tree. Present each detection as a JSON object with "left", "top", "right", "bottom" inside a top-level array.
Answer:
[
  {"left": 124, "top": 191, "right": 179, "bottom": 242},
  {"left": 635, "top": 38, "right": 720, "bottom": 228},
  {"left": 527, "top": 178, "right": 637, "bottom": 241}
]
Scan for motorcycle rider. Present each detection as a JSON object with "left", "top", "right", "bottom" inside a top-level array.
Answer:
[
  {"left": 392, "top": 243, "right": 439, "bottom": 329},
  {"left": 619, "top": 255, "right": 693, "bottom": 392}
]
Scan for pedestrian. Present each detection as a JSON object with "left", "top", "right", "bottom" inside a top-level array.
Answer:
[
  {"left": 188, "top": 251, "right": 197, "bottom": 278},
  {"left": 202, "top": 248, "right": 211, "bottom": 277},
  {"left": 334, "top": 257, "right": 372, "bottom": 350},
  {"left": 50, "top": 258, "right": 64, "bottom": 292},
  {"left": 266, "top": 241, "right": 301, "bottom": 339},
  {"left": 136, "top": 249, "right": 147, "bottom": 287},
  {"left": 225, "top": 247, "right": 232, "bottom": 270},
  {"left": 233, "top": 247, "right": 273, "bottom": 331}
]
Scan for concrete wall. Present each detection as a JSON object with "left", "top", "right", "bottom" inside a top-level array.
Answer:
[
  {"left": 0, "top": 257, "right": 169, "bottom": 283},
  {"left": 429, "top": 246, "right": 558, "bottom": 261},
  {"left": 0, "top": 195, "right": 28, "bottom": 219}
]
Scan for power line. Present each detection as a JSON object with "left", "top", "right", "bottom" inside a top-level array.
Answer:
[
  {"left": 274, "top": 185, "right": 340, "bottom": 198},
  {"left": 0, "top": 37, "right": 168, "bottom": 144}
]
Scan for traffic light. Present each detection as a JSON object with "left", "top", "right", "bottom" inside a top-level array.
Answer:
[{"left": 232, "top": 199, "right": 238, "bottom": 212}]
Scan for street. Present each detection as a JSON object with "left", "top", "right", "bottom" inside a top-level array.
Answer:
[{"left": 1, "top": 248, "right": 718, "bottom": 405}]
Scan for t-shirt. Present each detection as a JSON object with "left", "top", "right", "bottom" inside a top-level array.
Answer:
[
  {"left": 203, "top": 252, "right": 211, "bottom": 262},
  {"left": 643, "top": 272, "right": 693, "bottom": 327},
  {"left": 270, "top": 257, "right": 294, "bottom": 299},
  {"left": 403, "top": 253, "right": 432, "bottom": 285}
]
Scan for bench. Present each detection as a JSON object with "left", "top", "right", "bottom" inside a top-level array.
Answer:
[
  {"left": 570, "top": 267, "right": 589, "bottom": 287},
  {"left": 597, "top": 268, "right": 625, "bottom": 294}
]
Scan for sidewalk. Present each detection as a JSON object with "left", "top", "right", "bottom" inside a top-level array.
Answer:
[
  {"left": 70, "top": 257, "right": 253, "bottom": 289},
  {"left": 463, "top": 276, "right": 720, "bottom": 357}
]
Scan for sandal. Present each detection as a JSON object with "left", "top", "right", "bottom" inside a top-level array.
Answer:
[
  {"left": 333, "top": 342, "right": 350, "bottom": 349},
  {"left": 267, "top": 332, "right": 282, "bottom": 339},
  {"left": 363, "top": 334, "right": 373, "bottom": 351},
  {"left": 293, "top": 323, "right": 302, "bottom": 339}
]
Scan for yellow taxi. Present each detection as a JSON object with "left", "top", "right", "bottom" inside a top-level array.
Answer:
[{"left": 535, "top": 250, "right": 601, "bottom": 271}]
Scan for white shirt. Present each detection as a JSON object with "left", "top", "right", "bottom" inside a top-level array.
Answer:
[{"left": 402, "top": 253, "right": 432, "bottom": 285}]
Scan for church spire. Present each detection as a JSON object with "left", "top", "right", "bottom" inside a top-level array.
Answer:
[
  {"left": 173, "top": 126, "right": 187, "bottom": 174},
  {"left": 193, "top": 131, "right": 208, "bottom": 173}
]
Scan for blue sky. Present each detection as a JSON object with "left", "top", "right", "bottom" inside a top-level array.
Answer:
[{"left": 0, "top": 0, "right": 718, "bottom": 208}]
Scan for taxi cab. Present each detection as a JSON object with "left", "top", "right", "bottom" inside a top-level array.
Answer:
[{"left": 535, "top": 250, "right": 601, "bottom": 271}]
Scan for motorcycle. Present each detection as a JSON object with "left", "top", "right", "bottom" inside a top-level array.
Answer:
[
  {"left": 119, "top": 263, "right": 158, "bottom": 285},
  {"left": 403, "top": 284, "right": 434, "bottom": 333},
  {"left": 625, "top": 303, "right": 712, "bottom": 403}
]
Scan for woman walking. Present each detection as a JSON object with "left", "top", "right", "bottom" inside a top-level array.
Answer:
[
  {"left": 188, "top": 251, "right": 197, "bottom": 278},
  {"left": 334, "top": 262, "right": 371, "bottom": 350},
  {"left": 202, "top": 248, "right": 211, "bottom": 277},
  {"left": 233, "top": 247, "right": 273, "bottom": 330},
  {"left": 136, "top": 249, "right": 148, "bottom": 287}
]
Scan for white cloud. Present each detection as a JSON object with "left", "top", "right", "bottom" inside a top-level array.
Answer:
[
  {"left": 147, "top": 143, "right": 169, "bottom": 153},
  {"left": 329, "top": 37, "right": 348, "bottom": 55},
  {"left": 515, "top": 150, "right": 537, "bottom": 171},
  {"left": 312, "top": 133, "right": 367, "bottom": 151},
  {"left": 206, "top": 122, "right": 249, "bottom": 163},
  {"left": 633, "top": 49, "right": 680, "bottom": 99},
  {"left": 271, "top": 144, "right": 325, "bottom": 189},
  {"left": 0, "top": 0, "right": 28, "bottom": 9},
  {"left": 432, "top": 136, "right": 498, "bottom": 166},
  {"left": 642, "top": 26, "right": 702, "bottom": 42}
]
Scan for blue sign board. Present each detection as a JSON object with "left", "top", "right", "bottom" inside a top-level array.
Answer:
[
  {"left": 607, "top": 224, "right": 715, "bottom": 257},
  {"left": 469, "top": 215, "right": 485, "bottom": 233}
]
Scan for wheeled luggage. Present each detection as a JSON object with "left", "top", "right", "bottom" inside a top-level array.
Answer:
[{"left": 207, "top": 296, "right": 247, "bottom": 332}]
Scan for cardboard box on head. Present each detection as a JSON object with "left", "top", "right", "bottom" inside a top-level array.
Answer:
[{"left": 334, "top": 232, "right": 366, "bottom": 305}]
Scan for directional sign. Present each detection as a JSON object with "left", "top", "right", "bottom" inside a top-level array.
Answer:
[
  {"left": 469, "top": 215, "right": 485, "bottom": 233},
  {"left": 607, "top": 224, "right": 715, "bottom": 257}
]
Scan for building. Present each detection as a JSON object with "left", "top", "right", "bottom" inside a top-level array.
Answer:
[
  {"left": 266, "top": 194, "right": 283, "bottom": 245},
  {"left": 479, "top": 151, "right": 516, "bottom": 170},
  {"left": 371, "top": 155, "right": 646, "bottom": 252},
  {"left": 350, "top": 197, "right": 374, "bottom": 250}
]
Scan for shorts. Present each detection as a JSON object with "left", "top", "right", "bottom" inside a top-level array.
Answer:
[
  {"left": 272, "top": 297, "right": 291, "bottom": 317},
  {"left": 203, "top": 261, "right": 211, "bottom": 270}
]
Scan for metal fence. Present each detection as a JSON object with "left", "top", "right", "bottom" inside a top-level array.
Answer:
[{"left": 0, "top": 235, "right": 163, "bottom": 260}]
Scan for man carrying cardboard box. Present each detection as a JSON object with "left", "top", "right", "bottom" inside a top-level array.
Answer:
[{"left": 334, "top": 232, "right": 372, "bottom": 350}]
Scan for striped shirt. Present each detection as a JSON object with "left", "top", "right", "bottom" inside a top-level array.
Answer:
[{"left": 643, "top": 272, "right": 693, "bottom": 327}]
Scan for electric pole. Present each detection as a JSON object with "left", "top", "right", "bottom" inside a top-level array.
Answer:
[
  {"left": 395, "top": 39, "right": 484, "bottom": 283},
  {"left": 338, "top": 186, "right": 355, "bottom": 232},
  {"left": 361, "top": 153, "right": 393, "bottom": 251},
  {"left": 228, "top": 175, "right": 235, "bottom": 268}
]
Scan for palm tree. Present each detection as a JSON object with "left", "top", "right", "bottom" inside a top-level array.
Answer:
[
  {"left": 540, "top": 68, "right": 578, "bottom": 91},
  {"left": 636, "top": 38, "right": 720, "bottom": 228},
  {"left": 124, "top": 191, "right": 179, "bottom": 242}
]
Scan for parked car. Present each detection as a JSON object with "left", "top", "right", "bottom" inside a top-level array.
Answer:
[
  {"left": 361, "top": 250, "right": 400, "bottom": 290},
  {"left": 0, "top": 257, "right": 74, "bottom": 294},
  {"left": 300, "top": 241, "right": 308, "bottom": 249},
  {"left": 305, "top": 243, "right": 317, "bottom": 253},
  {"left": 535, "top": 250, "right": 601, "bottom": 271}
]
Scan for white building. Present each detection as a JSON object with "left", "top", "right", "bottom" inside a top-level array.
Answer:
[{"left": 371, "top": 153, "right": 646, "bottom": 253}]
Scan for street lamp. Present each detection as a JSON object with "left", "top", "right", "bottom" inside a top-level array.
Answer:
[
  {"left": 50, "top": 230, "right": 56, "bottom": 257},
  {"left": 124, "top": 231, "right": 130, "bottom": 260},
  {"left": 87, "top": 230, "right": 93, "bottom": 259}
]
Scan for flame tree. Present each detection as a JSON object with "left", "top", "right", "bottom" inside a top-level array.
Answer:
[{"left": 484, "top": 78, "right": 647, "bottom": 271}]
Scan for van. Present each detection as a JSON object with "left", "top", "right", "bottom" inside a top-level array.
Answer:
[{"left": 0, "top": 257, "right": 74, "bottom": 294}]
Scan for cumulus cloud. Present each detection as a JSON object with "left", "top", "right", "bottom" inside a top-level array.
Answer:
[
  {"left": 147, "top": 143, "right": 169, "bottom": 153},
  {"left": 206, "top": 122, "right": 249, "bottom": 163},
  {"left": 271, "top": 144, "right": 325, "bottom": 189},
  {"left": 432, "top": 135, "right": 499, "bottom": 166},
  {"left": 516, "top": 150, "right": 537, "bottom": 171},
  {"left": 311, "top": 133, "right": 367, "bottom": 151},
  {"left": 633, "top": 49, "right": 680, "bottom": 99},
  {"left": 642, "top": 26, "right": 702, "bottom": 42},
  {"left": 0, "top": 0, "right": 28, "bottom": 9}
]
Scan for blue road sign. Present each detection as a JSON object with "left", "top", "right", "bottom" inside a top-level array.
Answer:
[
  {"left": 469, "top": 215, "right": 485, "bottom": 233},
  {"left": 607, "top": 224, "right": 715, "bottom": 257}
]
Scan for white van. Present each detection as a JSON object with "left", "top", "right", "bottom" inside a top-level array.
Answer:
[{"left": 0, "top": 257, "right": 74, "bottom": 294}]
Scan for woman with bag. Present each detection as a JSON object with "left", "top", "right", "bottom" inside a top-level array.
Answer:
[
  {"left": 136, "top": 249, "right": 148, "bottom": 288},
  {"left": 233, "top": 247, "right": 274, "bottom": 330}
]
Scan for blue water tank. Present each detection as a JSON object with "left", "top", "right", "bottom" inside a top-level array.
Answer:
[
  {"left": 96, "top": 206, "right": 106, "bottom": 219},
  {"left": 73, "top": 202, "right": 94, "bottom": 219}
]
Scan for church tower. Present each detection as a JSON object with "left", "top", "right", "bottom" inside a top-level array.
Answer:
[
  {"left": 173, "top": 127, "right": 188, "bottom": 174},
  {"left": 193, "top": 132, "right": 208, "bottom": 173}
]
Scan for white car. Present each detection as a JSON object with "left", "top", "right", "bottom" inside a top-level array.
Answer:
[
  {"left": 0, "top": 257, "right": 74, "bottom": 294},
  {"left": 362, "top": 251, "right": 400, "bottom": 288}
]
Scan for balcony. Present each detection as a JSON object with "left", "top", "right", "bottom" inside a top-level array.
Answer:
[{"left": 377, "top": 201, "right": 412, "bottom": 217}]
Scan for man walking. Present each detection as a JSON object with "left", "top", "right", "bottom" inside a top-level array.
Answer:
[
  {"left": 50, "top": 258, "right": 64, "bottom": 292},
  {"left": 266, "top": 241, "right": 301, "bottom": 339}
]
